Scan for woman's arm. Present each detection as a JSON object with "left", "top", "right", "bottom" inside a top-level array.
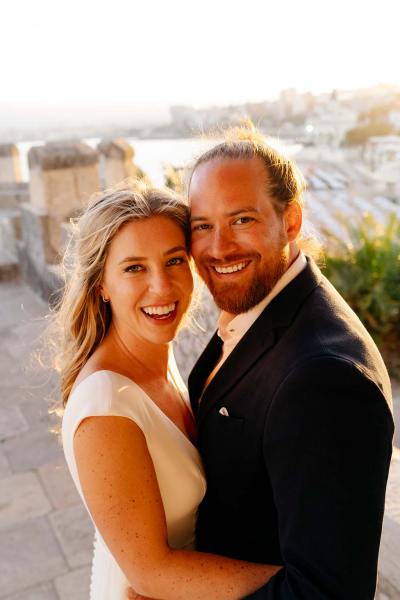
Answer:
[{"left": 74, "top": 416, "right": 280, "bottom": 600}]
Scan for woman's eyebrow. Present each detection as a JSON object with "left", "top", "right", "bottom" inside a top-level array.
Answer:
[
  {"left": 118, "top": 256, "right": 146, "bottom": 264},
  {"left": 118, "top": 246, "right": 186, "bottom": 265}
]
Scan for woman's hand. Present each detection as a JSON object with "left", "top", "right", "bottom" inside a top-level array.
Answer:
[{"left": 126, "top": 587, "right": 153, "bottom": 600}]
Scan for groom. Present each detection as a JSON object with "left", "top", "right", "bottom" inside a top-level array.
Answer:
[{"left": 186, "top": 128, "right": 394, "bottom": 598}]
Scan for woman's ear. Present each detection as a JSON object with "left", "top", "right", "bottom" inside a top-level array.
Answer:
[
  {"left": 284, "top": 201, "right": 302, "bottom": 242},
  {"left": 98, "top": 284, "right": 110, "bottom": 303}
]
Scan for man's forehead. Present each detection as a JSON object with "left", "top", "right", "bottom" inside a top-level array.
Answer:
[
  {"left": 190, "top": 155, "right": 266, "bottom": 184},
  {"left": 188, "top": 157, "right": 269, "bottom": 207},
  {"left": 189, "top": 164, "right": 271, "bottom": 219}
]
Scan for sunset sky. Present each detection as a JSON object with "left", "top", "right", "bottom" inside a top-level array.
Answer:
[{"left": 2, "top": 0, "right": 399, "bottom": 110}]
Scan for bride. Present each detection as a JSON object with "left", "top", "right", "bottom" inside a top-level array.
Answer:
[{"left": 58, "top": 182, "right": 280, "bottom": 599}]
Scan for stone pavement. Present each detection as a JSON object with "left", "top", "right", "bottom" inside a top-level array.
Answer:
[
  {"left": 0, "top": 279, "right": 399, "bottom": 599},
  {"left": 0, "top": 279, "right": 93, "bottom": 599}
]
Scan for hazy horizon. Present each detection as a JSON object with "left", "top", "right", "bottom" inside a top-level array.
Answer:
[
  {"left": 0, "top": 102, "right": 172, "bottom": 130},
  {"left": 2, "top": 81, "right": 399, "bottom": 134}
]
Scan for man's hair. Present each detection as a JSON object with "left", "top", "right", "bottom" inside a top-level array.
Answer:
[{"left": 188, "top": 123, "right": 306, "bottom": 215}]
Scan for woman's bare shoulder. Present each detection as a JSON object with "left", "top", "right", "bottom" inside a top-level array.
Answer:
[{"left": 71, "top": 348, "right": 118, "bottom": 393}]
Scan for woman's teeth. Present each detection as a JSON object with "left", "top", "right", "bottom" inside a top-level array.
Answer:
[
  {"left": 214, "top": 262, "right": 248, "bottom": 274},
  {"left": 142, "top": 303, "right": 176, "bottom": 316}
]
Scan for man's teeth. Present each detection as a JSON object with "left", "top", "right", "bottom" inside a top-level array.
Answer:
[
  {"left": 214, "top": 262, "right": 248, "bottom": 274},
  {"left": 142, "top": 303, "right": 176, "bottom": 316}
]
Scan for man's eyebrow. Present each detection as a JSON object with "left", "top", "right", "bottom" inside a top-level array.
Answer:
[
  {"left": 190, "top": 207, "right": 259, "bottom": 222},
  {"left": 227, "top": 207, "right": 259, "bottom": 217},
  {"left": 118, "top": 246, "right": 186, "bottom": 265}
]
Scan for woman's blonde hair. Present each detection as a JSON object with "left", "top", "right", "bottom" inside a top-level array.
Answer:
[{"left": 52, "top": 180, "right": 190, "bottom": 407}]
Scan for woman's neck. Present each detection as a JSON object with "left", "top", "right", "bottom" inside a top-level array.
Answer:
[{"left": 99, "top": 323, "right": 170, "bottom": 381}]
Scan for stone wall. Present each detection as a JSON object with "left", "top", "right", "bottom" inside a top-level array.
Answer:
[
  {"left": 0, "top": 182, "right": 29, "bottom": 209},
  {"left": 98, "top": 138, "right": 144, "bottom": 187},
  {"left": 4, "top": 141, "right": 101, "bottom": 298},
  {"left": 173, "top": 283, "right": 219, "bottom": 381},
  {"left": 28, "top": 142, "right": 100, "bottom": 259},
  {"left": 0, "top": 209, "right": 20, "bottom": 281},
  {"left": 0, "top": 144, "right": 21, "bottom": 184},
  {"left": 16, "top": 204, "right": 63, "bottom": 301}
]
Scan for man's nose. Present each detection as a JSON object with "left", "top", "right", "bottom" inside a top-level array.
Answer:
[{"left": 208, "top": 226, "right": 237, "bottom": 259}]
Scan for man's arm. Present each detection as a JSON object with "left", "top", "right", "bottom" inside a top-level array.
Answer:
[{"left": 246, "top": 357, "right": 394, "bottom": 599}]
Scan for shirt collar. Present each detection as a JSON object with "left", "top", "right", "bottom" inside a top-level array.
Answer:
[{"left": 218, "top": 251, "right": 307, "bottom": 345}]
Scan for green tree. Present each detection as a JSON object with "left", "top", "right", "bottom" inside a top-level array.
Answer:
[{"left": 323, "top": 214, "right": 400, "bottom": 375}]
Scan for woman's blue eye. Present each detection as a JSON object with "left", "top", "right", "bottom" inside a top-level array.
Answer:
[
  {"left": 167, "top": 257, "right": 185, "bottom": 266},
  {"left": 125, "top": 264, "right": 144, "bottom": 272}
]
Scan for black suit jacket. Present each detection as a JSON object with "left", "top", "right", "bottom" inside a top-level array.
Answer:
[{"left": 189, "top": 258, "right": 394, "bottom": 599}]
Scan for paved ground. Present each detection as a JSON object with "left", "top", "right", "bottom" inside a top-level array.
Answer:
[
  {"left": 0, "top": 279, "right": 92, "bottom": 599},
  {"left": 0, "top": 278, "right": 399, "bottom": 599}
]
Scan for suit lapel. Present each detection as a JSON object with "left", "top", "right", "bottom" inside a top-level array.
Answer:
[
  {"left": 196, "top": 322, "right": 277, "bottom": 428},
  {"left": 189, "top": 332, "right": 222, "bottom": 412},
  {"left": 190, "top": 258, "right": 322, "bottom": 429}
]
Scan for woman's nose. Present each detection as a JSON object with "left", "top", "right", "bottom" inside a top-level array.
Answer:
[{"left": 148, "top": 269, "right": 174, "bottom": 296}]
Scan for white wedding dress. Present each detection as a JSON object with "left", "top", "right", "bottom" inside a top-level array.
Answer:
[{"left": 62, "top": 355, "right": 206, "bottom": 599}]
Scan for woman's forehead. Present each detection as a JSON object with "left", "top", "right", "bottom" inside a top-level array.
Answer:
[{"left": 108, "top": 216, "right": 186, "bottom": 259}]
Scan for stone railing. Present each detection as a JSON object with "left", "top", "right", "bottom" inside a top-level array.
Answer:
[
  {"left": 0, "top": 138, "right": 146, "bottom": 295},
  {"left": 0, "top": 181, "right": 29, "bottom": 209}
]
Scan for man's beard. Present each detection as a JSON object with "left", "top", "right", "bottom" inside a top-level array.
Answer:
[{"left": 200, "top": 250, "right": 289, "bottom": 315}]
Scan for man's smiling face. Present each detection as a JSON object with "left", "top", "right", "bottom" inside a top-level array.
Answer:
[{"left": 189, "top": 156, "right": 299, "bottom": 314}]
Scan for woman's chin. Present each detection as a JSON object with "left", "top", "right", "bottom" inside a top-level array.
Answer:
[{"left": 139, "top": 318, "right": 182, "bottom": 345}]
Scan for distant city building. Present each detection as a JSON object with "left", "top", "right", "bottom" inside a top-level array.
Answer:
[
  {"left": 388, "top": 111, "right": 400, "bottom": 129},
  {"left": 279, "top": 88, "right": 315, "bottom": 120},
  {"left": 306, "top": 101, "right": 358, "bottom": 147},
  {"left": 365, "top": 135, "right": 400, "bottom": 169}
]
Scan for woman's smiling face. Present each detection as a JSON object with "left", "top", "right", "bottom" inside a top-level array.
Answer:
[{"left": 101, "top": 215, "right": 193, "bottom": 346}]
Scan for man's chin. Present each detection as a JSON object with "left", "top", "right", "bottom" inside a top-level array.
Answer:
[
  {"left": 208, "top": 284, "right": 259, "bottom": 314},
  {"left": 206, "top": 278, "right": 242, "bottom": 300},
  {"left": 205, "top": 271, "right": 284, "bottom": 314}
]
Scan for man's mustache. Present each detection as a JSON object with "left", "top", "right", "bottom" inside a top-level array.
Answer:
[{"left": 199, "top": 253, "right": 261, "bottom": 267}]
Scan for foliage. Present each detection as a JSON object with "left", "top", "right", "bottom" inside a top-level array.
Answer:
[
  {"left": 164, "top": 164, "right": 184, "bottom": 193},
  {"left": 323, "top": 214, "right": 400, "bottom": 375},
  {"left": 344, "top": 122, "right": 395, "bottom": 146},
  {"left": 358, "top": 95, "right": 400, "bottom": 123}
]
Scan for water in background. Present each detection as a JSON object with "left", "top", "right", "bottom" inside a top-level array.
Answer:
[{"left": 17, "top": 137, "right": 302, "bottom": 186}]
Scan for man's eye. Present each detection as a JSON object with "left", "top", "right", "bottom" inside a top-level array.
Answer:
[
  {"left": 234, "top": 216, "right": 254, "bottom": 225},
  {"left": 167, "top": 257, "right": 185, "bottom": 266},
  {"left": 192, "top": 223, "right": 210, "bottom": 231},
  {"left": 125, "top": 264, "right": 144, "bottom": 273}
]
